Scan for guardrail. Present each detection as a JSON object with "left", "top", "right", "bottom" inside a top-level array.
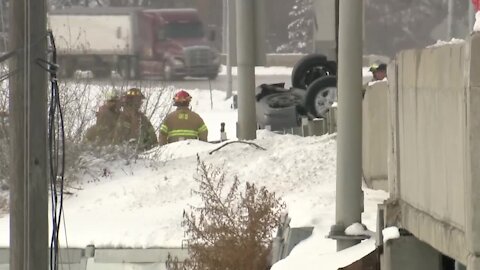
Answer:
[
  {"left": 279, "top": 107, "right": 337, "bottom": 137},
  {"left": 270, "top": 213, "right": 313, "bottom": 265},
  {"left": 0, "top": 246, "right": 188, "bottom": 270}
]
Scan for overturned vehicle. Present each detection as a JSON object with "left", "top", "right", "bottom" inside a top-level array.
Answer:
[{"left": 256, "top": 54, "right": 337, "bottom": 131}]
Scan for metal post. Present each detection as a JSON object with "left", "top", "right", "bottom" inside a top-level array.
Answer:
[
  {"left": 333, "top": 0, "right": 363, "bottom": 251},
  {"left": 469, "top": 0, "right": 475, "bottom": 33},
  {"left": 235, "top": 0, "right": 257, "bottom": 140},
  {"left": 222, "top": 0, "right": 227, "bottom": 53},
  {"left": 447, "top": 0, "right": 453, "bottom": 39},
  {"left": 10, "top": 0, "right": 48, "bottom": 269},
  {"left": 225, "top": 0, "right": 233, "bottom": 99}
]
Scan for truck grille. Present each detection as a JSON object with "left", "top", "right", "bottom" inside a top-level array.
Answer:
[{"left": 184, "top": 46, "right": 213, "bottom": 66}]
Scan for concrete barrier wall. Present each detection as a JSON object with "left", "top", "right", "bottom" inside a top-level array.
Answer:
[
  {"left": 362, "top": 81, "right": 389, "bottom": 191},
  {"left": 391, "top": 39, "right": 471, "bottom": 263},
  {"left": 396, "top": 43, "right": 467, "bottom": 227},
  {"left": 465, "top": 33, "right": 480, "bottom": 268}
]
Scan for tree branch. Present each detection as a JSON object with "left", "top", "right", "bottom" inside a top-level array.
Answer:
[{"left": 209, "top": 141, "right": 266, "bottom": 155}]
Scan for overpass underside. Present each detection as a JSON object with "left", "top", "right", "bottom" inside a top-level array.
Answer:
[{"left": 376, "top": 32, "right": 480, "bottom": 269}]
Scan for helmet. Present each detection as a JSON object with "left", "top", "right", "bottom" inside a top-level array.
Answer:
[
  {"left": 125, "top": 88, "right": 145, "bottom": 99},
  {"left": 105, "top": 90, "right": 119, "bottom": 101},
  {"left": 173, "top": 90, "right": 192, "bottom": 106},
  {"left": 369, "top": 63, "right": 386, "bottom": 73}
]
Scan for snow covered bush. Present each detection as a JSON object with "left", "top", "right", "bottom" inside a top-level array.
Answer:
[{"left": 181, "top": 156, "right": 286, "bottom": 270}]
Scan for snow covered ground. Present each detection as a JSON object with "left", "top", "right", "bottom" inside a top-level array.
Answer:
[{"left": 0, "top": 66, "right": 390, "bottom": 269}]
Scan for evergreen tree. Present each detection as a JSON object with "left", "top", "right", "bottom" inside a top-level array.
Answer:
[{"left": 277, "top": 0, "right": 314, "bottom": 53}]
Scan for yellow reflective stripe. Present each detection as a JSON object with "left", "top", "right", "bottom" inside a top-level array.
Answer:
[
  {"left": 160, "top": 124, "right": 168, "bottom": 133},
  {"left": 168, "top": 129, "right": 199, "bottom": 137},
  {"left": 198, "top": 124, "right": 208, "bottom": 133},
  {"left": 178, "top": 113, "right": 189, "bottom": 120}
]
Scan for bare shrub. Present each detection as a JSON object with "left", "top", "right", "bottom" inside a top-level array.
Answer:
[
  {"left": 182, "top": 157, "right": 286, "bottom": 270},
  {"left": 0, "top": 70, "right": 9, "bottom": 189},
  {"left": 58, "top": 78, "right": 174, "bottom": 186},
  {"left": 57, "top": 80, "right": 103, "bottom": 143},
  {"left": 0, "top": 75, "right": 175, "bottom": 201}
]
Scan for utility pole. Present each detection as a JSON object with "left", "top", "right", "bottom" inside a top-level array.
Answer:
[
  {"left": 235, "top": 0, "right": 257, "bottom": 140},
  {"left": 330, "top": 0, "right": 364, "bottom": 251},
  {"left": 9, "top": 0, "right": 48, "bottom": 269}
]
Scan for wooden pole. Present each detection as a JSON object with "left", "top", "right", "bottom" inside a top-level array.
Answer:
[{"left": 9, "top": 0, "right": 48, "bottom": 269}]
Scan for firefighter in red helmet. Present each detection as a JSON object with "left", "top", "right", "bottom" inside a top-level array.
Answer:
[{"left": 159, "top": 90, "right": 208, "bottom": 145}]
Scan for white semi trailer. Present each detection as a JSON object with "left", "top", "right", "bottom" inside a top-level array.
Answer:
[{"left": 49, "top": 7, "right": 221, "bottom": 79}]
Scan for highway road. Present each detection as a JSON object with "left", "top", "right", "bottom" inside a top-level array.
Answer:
[
  {"left": 72, "top": 70, "right": 293, "bottom": 92},
  {"left": 150, "top": 73, "right": 293, "bottom": 91}
]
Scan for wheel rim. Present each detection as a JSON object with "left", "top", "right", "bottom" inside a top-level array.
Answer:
[{"left": 314, "top": 86, "right": 337, "bottom": 116}]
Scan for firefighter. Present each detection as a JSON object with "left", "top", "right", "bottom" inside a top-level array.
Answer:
[
  {"left": 113, "top": 88, "right": 158, "bottom": 150},
  {"left": 84, "top": 91, "right": 121, "bottom": 145},
  {"left": 159, "top": 90, "right": 208, "bottom": 145},
  {"left": 369, "top": 63, "right": 387, "bottom": 81}
]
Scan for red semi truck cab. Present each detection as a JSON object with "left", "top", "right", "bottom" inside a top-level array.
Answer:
[
  {"left": 136, "top": 9, "right": 220, "bottom": 80},
  {"left": 49, "top": 7, "right": 220, "bottom": 80}
]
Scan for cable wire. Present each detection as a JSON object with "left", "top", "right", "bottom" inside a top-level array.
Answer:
[{"left": 44, "top": 30, "right": 66, "bottom": 270}]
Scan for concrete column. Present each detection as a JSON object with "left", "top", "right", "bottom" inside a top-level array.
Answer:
[
  {"left": 235, "top": 0, "right": 257, "bottom": 140},
  {"left": 334, "top": 0, "right": 364, "bottom": 251},
  {"left": 383, "top": 236, "right": 442, "bottom": 270}
]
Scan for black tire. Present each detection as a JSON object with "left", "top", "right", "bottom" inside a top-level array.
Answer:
[
  {"left": 256, "top": 92, "right": 300, "bottom": 130},
  {"left": 304, "top": 76, "right": 337, "bottom": 118},
  {"left": 291, "top": 54, "right": 327, "bottom": 89},
  {"left": 264, "top": 92, "right": 302, "bottom": 109}
]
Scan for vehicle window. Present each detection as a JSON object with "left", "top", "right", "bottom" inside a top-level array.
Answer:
[{"left": 163, "top": 22, "right": 204, "bottom": 39}]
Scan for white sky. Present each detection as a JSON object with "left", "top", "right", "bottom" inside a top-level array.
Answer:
[{"left": 0, "top": 66, "right": 390, "bottom": 269}]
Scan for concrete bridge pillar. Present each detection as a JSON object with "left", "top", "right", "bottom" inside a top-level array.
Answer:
[{"left": 382, "top": 235, "right": 442, "bottom": 270}]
